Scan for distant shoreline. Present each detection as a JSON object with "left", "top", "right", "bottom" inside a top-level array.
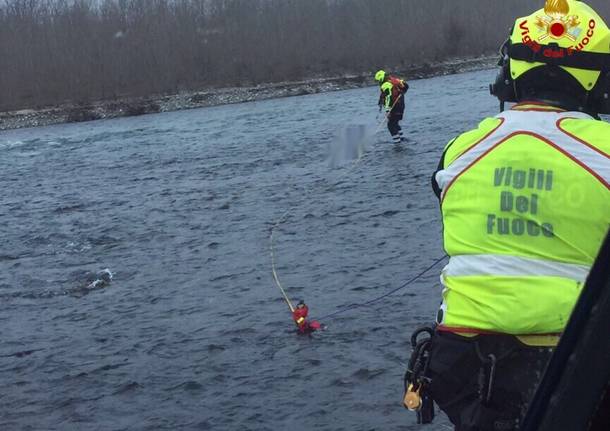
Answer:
[{"left": 0, "top": 55, "right": 497, "bottom": 131}]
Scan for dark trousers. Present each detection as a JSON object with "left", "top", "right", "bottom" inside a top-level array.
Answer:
[
  {"left": 427, "top": 331, "right": 554, "bottom": 431},
  {"left": 387, "top": 99, "right": 405, "bottom": 138},
  {"left": 387, "top": 112, "right": 403, "bottom": 136}
]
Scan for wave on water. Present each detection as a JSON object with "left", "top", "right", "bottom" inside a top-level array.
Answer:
[
  {"left": 0, "top": 140, "right": 27, "bottom": 150},
  {"left": 63, "top": 268, "right": 114, "bottom": 298},
  {"left": 85, "top": 268, "right": 114, "bottom": 289},
  {"left": 0, "top": 268, "right": 114, "bottom": 300}
]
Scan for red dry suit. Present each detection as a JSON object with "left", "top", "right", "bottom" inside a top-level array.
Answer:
[{"left": 292, "top": 302, "right": 321, "bottom": 334}]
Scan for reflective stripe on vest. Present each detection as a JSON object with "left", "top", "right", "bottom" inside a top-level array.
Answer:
[
  {"left": 435, "top": 110, "right": 610, "bottom": 199},
  {"left": 443, "top": 254, "right": 590, "bottom": 282}
]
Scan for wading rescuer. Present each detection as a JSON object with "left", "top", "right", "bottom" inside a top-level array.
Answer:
[
  {"left": 292, "top": 301, "right": 321, "bottom": 335},
  {"left": 375, "top": 70, "right": 409, "bottom": 144},
  {"left": 404, "top": 1, "right": 610, "bottom": 429}
]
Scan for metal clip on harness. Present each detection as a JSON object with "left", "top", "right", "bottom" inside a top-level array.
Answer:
[{"left": 403, "top": 326, "right": 436, "bottom": 424}]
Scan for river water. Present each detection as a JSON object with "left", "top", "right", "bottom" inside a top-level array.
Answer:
[{"left": 1, "top": 69, "right": 500, "bottom": 430}]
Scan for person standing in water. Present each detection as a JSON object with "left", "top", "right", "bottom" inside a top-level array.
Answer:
[{"left": 375, "top": 70, "right": 409, "bottom": 144}]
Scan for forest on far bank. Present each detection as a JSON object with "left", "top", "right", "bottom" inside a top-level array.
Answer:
[{"left": 2, "top": 0, "right": 610, "bottom": 111}]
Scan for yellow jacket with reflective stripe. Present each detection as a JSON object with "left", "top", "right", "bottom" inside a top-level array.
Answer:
[{"left": 434, "top": 104, "right": 610, "bottom": 335}]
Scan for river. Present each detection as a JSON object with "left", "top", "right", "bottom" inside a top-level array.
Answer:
[{"left": 1, "top": 69, "right": 500, "bottom": 430}]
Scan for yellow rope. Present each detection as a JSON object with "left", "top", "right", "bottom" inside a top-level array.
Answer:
[{"left": 270, "top": 210, "right": 297, "bottom": 313}]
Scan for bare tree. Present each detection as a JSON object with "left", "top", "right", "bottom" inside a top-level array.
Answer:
[{"left": 1, "top": 0, "right": 609, "bottom": 111}]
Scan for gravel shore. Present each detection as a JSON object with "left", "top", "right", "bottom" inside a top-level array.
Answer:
[{"left": 0, "top": 55, "right": 497, "bottom": 131}]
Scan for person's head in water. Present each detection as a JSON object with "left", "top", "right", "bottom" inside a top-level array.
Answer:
[
  {"left": 374, "top": 70, "right": 387, "bottom": 86},
  {"left": 296, "top": 300, "right": 306, "bottom": 309},
  {"left": 490, "top": 0, "right": 610, "bottom": 115}
]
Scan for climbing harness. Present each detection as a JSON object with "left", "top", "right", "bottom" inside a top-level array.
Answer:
[{"left": 403, "top": 326, "right": 436, "bottom": 424}]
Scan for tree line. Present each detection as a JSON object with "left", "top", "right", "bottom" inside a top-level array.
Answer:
[{"left": 1, "top": 0, "right": 609, "bottom": 111}]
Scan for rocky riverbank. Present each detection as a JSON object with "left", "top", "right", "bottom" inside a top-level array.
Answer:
[{"left": 0, "top": 55, "right": 497, "bottom": 131}]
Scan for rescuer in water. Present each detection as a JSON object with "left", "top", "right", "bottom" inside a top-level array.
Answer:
[
  {"left": 292, "top": 301, "right": 322, "bottom": 335},
  {"left": 404, "top": 1, "right": 610, "bottom": 429},
  {"left": 375, "top": 70, "right": 409, "bottom": 144}
]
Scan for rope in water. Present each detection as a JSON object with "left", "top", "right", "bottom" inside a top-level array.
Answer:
[
  {"left": 268, "top": 94, "right": 405, "bottom": 318},
  {"left": 316, "top": 254, "right": 448, "bottom": 321}
]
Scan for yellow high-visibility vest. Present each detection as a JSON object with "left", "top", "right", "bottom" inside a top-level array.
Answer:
[{"left": 435, "top": 104, "right": 610, "bottom": 334}]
